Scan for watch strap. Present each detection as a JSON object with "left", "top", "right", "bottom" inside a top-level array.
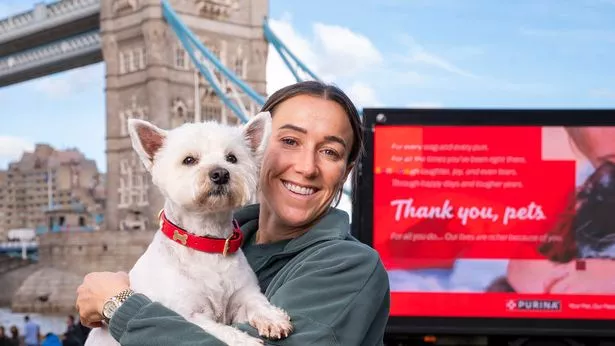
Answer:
[
  {"left": 115, "top": 288, "right": 135, "bottom": 303},
  {"left": 103, "top": 288, "right": 135, "bottom": 323}
]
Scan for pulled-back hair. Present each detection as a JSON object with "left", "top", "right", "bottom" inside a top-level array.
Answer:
[{"left": 260, "top": 81, "right": 364, "bottom": 165}]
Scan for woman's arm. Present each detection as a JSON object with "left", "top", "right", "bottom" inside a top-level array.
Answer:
[{"left": 104, "top": 243, "right": 390, "bottom": 346}]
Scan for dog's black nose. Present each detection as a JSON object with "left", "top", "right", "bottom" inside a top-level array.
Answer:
[{"left": 209, "top": 167, "right": 230, "bottom": 185}]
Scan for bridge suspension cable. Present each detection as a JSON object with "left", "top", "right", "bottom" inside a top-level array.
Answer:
[
  {"left": 161, "top": 0, "right": 352, "bottom": 198},
  {"left": 263, "top": 19, "right": 321, "bottom": 83},
  {"left": 161, "top": 0, "right": 265, "bottom": 124}
]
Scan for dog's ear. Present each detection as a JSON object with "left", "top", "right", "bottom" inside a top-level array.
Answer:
[
  {"left": 242, "top": 111, "right": 272, "bottom": 156},
  {"left": 127, "top": 118, "right": 167, "bottom": 171}
]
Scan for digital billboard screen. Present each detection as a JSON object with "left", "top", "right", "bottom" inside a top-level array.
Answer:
[{"left": 355, "top": 109, "right": 615, "bottom": 336}]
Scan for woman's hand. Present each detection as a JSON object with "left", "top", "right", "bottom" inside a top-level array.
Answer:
[{"left": 76, "top": 271, "right": 131, "bottom": 328}]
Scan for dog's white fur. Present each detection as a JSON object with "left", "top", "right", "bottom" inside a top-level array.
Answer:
[{"left": 85, "top": 112, "right": 292, "bottom": 346}]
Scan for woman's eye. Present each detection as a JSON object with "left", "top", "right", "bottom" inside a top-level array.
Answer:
[
  {"left": 226, "top": 153, "right": 238, "bottom": 164},
  {"left": 323, "top": 149, "right": 341, "bottom": 159},
  {"left": 281, "top": 138, "right": 297, "bottom": 146},
  {"left": 182, "top": 156, "right": 197, "bottom": 165}
]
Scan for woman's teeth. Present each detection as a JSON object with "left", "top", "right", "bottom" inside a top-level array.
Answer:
[{"left": 283, "top": 181, "right": 315, "bottom": 195}]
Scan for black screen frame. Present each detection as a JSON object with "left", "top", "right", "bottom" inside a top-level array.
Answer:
[{"left": 352, "top": 108, "right": 615, "bottom": 338}]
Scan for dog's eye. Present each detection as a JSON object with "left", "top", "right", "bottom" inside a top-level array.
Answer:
[
  {"left": 225, "top": 154, "right": 237, "bottom": 164},
  {"left": 182, "top": 156, "right": 197, "bottom": 165}
]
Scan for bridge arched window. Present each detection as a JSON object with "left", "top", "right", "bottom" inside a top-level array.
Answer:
[
  {"left": 132, "top": 48, "right": 146, "bottom": 70},
  {"left": 233, "top": 45, "right": 246, "bottom": 79},
  {"left": 119, "top": 51, "right": 133, "bottom": 74},
  {"left": 119, "top": 51, "right": 125, "bottom": 74},
  {"left": 119, "top": 96, "right": 147, "bottom": 136},
  {"left": 175, "top": 45, "right": 189, "bottom": 70},
  {"left": 118, "top": 152, "right": 148, "bottom": 209},
  {"left": 141, "top": 47, "right": 147, "bottom": 68},
  {"left": 171, "top": 98, "right": 193, "bottom": 127},
  {"left": 118, "top": 171, "right": 130, "bottom": 208},
  {"left": 203, "top": 103, "right": 222, "bottom": 122},
  {"left": 119, "top": 48, "right": 146, "bottom": 74}
]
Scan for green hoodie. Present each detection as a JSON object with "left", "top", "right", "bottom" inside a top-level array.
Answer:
[{"left": 109, "top": 204, "right": 390, "bottom": 345}]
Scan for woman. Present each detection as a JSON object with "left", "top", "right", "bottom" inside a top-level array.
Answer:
[{"left": 75, "top": 81, "right": 391, "bottom": 345}]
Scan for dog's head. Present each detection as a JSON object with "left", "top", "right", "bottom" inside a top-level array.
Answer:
[{"left": 127, "top": 112, "right": 271, "bottom": 214}]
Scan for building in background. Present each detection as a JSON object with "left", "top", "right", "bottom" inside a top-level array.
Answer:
[{"left": 0, "top": 144, "right": 106, "bottom": 240}]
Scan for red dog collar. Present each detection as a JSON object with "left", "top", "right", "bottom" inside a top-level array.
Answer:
[{"left": 158, "top": 210, "right": 243, "bottom": 256}]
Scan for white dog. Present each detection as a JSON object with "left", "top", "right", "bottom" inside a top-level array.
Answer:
[{"left": 85, "top": 112, "right": 292, "bottom": 346}]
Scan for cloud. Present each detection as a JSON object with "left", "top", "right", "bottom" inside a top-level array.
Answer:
[
  {"left": 28, "top": 63, "right": 104, "bottom": 99},
  {"left": 347, "top": 81, "right": 381, "bottom": 109},
  {"left": 398, "top": 36, "right": 480, "bottom": 79},
  {"left": 445, "top": 46, "right": 485, "bottom": 61},
  {"left": 264, "top": 15, "right": 545, "bottom": 111},
  {"left": 390, "top": 35, "right": 553, "bottom": 96},
  {"left": 266, "top": 13, "right": 317, "bottom": 95},
  {"left": 0, "top": 136, "right": 34, "bottom": 169},
  {"left": 266, "top": 14, "right": 382, "bottom": 97},
  {"left": 311, "top": 23, "right": 382, "bottom": 80}
]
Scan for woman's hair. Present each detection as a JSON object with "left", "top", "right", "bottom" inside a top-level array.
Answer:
[
  {"left": 260, "top": 81, "right": 364, "bottom": 165},
  {"left": 260, "top": 81, "right": 365, "bottom": 206}
]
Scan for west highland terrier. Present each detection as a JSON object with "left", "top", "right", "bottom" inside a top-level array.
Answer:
[{"left": 85, "top": 112, "right": 292, "bottom": 346}]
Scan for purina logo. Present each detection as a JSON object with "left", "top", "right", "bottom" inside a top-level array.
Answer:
[{"left": 506, "top": 299, "right": 561, "bottom": 312}]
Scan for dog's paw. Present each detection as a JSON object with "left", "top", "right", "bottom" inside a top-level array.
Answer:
[{"left": 249, "top": 306, "right": 293, "bottom": 340}]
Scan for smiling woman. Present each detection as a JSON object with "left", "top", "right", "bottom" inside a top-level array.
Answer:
[
  {"left": 256, "top": 83, "right": 363, "bottom": 243},
  {"left": 74, "top": 80, "right": 390, "bottom": 346}
]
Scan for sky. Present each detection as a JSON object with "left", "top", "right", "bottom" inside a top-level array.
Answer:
[{"left": 0, "top": 0, "right": 614, "bottom": 214}]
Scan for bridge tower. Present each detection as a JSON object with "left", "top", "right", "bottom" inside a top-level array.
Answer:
[{"left": 101, "top": 0, "right": 269, "bottom": 231}]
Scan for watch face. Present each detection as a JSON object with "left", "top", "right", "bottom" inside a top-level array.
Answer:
[{"left": 102, "top": 300, "right": 119, "bottom": 319}]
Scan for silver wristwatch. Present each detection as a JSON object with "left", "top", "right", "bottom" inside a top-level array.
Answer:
[{"left": 102, "top": 288, "right": 135, "bottom": 324}]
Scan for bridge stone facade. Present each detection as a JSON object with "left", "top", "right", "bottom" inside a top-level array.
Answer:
[{"left": 102, "top": 0, "right": 269, "bottom": 231}]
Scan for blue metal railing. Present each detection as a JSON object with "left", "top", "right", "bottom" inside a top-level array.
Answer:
[
  {"left": 263, "top": 18, "right": 321, "bottom": 83},
  {"left": 161, "top": 0, "right": 352, "bottom": 197},
  {"left": 161, "top": 0, "right": 264, "bottom": 123}
]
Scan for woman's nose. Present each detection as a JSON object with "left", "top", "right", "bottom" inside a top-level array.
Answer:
[{"left": 294, "top": 151, "right": 318, "bottom": 177}]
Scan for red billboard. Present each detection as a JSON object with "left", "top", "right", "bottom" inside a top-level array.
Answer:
[{"left": 373, "top": 124, "right": 615, "bottom": 320}]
